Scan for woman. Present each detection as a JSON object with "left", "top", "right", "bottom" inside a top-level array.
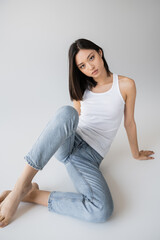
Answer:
[{"left": 0, "top": 38, "right": 155, "bottom": 227}]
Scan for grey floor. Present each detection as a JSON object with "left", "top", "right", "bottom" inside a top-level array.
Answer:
[{"left": 0, "top": 107, "right": 159, "bottom": 240}]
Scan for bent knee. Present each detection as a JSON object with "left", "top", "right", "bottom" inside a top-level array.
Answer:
[
  {"left": 98, "top": 203, "right": 114, "bottom": 223},
  {"left": 88, "top": 201, "right": 114, "bottom": 223},
  {"left": 56, "top": 105, "right": 79, "bottom": 121}
]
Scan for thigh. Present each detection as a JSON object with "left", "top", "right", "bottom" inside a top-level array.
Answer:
[
  {"left": 54, "top": 131, "right": 84, "bottom": 163},
  {"left": 65, "top": 142, "right": 113, "bottom": 208}
]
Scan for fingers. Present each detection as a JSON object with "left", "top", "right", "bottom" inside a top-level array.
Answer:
[
  {"left": 146, "top": 151, "right": 154, "bottom": 155},
  {"left": 146, "top": 151, "right": 155, "bottom": 159},
  {"left": 138, "top": 152, "right": 155, "bottom": 160},
  {"left": 141, "top": 150, "right": 154, "bottom": 154},
  {"left": 144, "top": 156, "right": 154, "bottom": 160},
  {"left": 140, "top": 150, "right": 155, "bottom": 158}
]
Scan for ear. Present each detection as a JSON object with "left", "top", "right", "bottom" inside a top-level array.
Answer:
[{"left": 98, "top": 49, "right": 103, "bottom": 58}]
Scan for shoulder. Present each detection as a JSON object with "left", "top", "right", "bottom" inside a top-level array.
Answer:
[
  {"left": 118, "top": 75, "right": 135, "bottom": 87},
  {"left": 118, "top": 75, "right": 136, "bottom": 95}
]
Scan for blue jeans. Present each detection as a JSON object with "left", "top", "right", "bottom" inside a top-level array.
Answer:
[{"left": 24, "top": 105, "right": 114, "bottom": 223}]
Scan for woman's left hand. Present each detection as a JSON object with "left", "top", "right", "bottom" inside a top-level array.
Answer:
[{"left": 134, "top": 150, "right": 155, "bottom": 160}]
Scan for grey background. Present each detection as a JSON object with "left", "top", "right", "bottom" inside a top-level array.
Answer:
[{"left": 0, "top": 0, "right": 160, "bottom": 239}]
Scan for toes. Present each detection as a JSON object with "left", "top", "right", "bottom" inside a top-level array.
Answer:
[
  {"left": 0, "top": 194, "right": 5, "bottom": 203},
  {"left": 0, "top": 219, "right": 8, "bottom": 228},
  {"left": 0, "top": 191, "right": 11, "bottom": 203},
  {"left": 0, "top": 215, "right": 5, "bottom": 221}
]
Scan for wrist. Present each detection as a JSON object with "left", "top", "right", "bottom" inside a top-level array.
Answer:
[{"left": 132, "top": 152, "right": 139, "bottom": 158}]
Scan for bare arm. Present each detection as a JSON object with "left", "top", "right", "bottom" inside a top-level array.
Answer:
[
  {"left": 124, "top": 78, "right": 155, "bottom": 160},
  {"left": 73, "top": 100, "right": 81, "bottom": 116}
]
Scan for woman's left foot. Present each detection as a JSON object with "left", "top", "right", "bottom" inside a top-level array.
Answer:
[
  {"left": 0, "top": 182, "right": 33, "bottom": 228},
  {"left": 0, "top": 183, "right": 39, "bottom": 204}
]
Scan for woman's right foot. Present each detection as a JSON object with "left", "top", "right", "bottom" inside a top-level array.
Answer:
[{"left": 22, "top": 183, "right": 39, "bottom": 202}]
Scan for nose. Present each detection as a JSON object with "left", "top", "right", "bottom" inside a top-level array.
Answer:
[{"left": 87, "top": 62, "right": 94, "bottom": 70}]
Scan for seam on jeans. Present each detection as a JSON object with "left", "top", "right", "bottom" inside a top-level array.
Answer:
[
  {"left": 69, "top": 130, "right": 77, "bottom": 154},
  {"left": 63, "top": 131, "right": 77, "bottom": 165},
  {"left": 70, "top": 161, "right": 94, "bottom": 202},
  {"left": 66, "top": 106, "right": 79, "bottom": 156},
  {"left": 90, "top": 148, "right": 103, "bottom": 167},
  {"left": 66, "top": 134, "right": 83, "bottom": 161}
]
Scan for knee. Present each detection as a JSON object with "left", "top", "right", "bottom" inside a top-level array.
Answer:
[
  {"left": 88, "top": 200, "right": 114, "bottom": 223},
  {"left": 98, "top": 201, "right": 114, "bottom": 223},
  {"left": 55, "top": 105, "right": 79, "bottom": 125},
  {"left": 57, "top": 105, "right": 78, "bottom": 118}
]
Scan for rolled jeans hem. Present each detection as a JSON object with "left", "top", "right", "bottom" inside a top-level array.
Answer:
[
  {"left": 48, "top": 191, "right": 56, "bottom": 212},
  {"left": 24, "top": 155, "right": 42, "bottom": 170}
]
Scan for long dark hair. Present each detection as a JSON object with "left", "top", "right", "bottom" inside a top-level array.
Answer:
[{"left": 68, "top": 38, "right": 111, "bottom": 101}]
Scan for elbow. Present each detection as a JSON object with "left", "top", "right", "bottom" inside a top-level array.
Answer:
[{"left": 124, "top": 119, "right": 136, "bottom": 128}]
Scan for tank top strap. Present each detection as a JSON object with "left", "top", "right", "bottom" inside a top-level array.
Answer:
[
  {"left": 111, "top": 73, "right": 117, "bottom": 90},
  {"left": 113, "top": 73, "right": 119, "bottom": 90},
  {"left": 113, "top": 73, "right": 125, "bottom": 104}
]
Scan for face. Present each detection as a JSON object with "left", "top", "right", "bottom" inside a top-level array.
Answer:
[{"left": 75, "top": 49, "right": 104, "bottom": 78}]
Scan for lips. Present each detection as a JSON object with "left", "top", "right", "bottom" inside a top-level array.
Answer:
[{"left": 92, "top": 69, "right": 98, "bottom": 75}]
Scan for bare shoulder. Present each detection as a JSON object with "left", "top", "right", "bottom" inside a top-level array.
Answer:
[
  {"left": 118, "top": 75, "right": 136, "bottom": 101},
  {"left": 118, "top": 75, "right": 135, "bottom": 86},
  {"left": 118, "top": 75, "right": 136, "bottom": 89}
]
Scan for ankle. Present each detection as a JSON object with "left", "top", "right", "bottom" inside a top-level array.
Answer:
[
  {"left": 13, "top": 180, "right": 32, "bottom": 195},
  {"left": 23, "top": 189, "right": 38, "bottom": 203},
  {"left": 29, "top": 189, "right": 38, "bottom": 201}
]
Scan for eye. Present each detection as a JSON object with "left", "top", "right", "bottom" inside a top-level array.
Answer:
[
  {"left": 80, "top": 64, "right": 85, "bottom": 69},
  {"left": 90, "top": 55, "right": 94, "bottom": 60},
  {"left": 79, "top": 55, "right": 94, "bottom": 69}
]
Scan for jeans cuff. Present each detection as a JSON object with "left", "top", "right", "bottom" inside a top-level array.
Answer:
[
  {"left": 24, "top": 155, "right": 43, "bottom": 170},
  {"left": 48, "top": 191, "right": 57, "bottom": 212}
]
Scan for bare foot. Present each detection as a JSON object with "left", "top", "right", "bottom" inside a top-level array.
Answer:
[
  {"left": 0, "top": 183, "right": 39, "bottom": 204},
  {"left": 0, "top": 182, "right": 33, "bottom": 228},
  {"left": 22, "top": 182, "right": 39, "bottom": 202}
]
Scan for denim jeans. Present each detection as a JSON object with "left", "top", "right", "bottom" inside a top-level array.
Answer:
[{"left": 24, "top": 105, "right": 114, "bottom": 223}]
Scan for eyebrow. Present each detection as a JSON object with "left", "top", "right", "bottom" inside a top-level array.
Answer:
[{"left": 77, "top": 51, "right": 94, "bottom": 66}]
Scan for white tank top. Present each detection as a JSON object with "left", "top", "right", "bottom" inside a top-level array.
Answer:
[{"left": 76, "top": 73, "right": 125, "bottom": 158}]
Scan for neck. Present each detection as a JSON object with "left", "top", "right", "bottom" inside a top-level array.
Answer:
[{"left": 93, "top": 70, "right": 113, "bottom": 86}]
